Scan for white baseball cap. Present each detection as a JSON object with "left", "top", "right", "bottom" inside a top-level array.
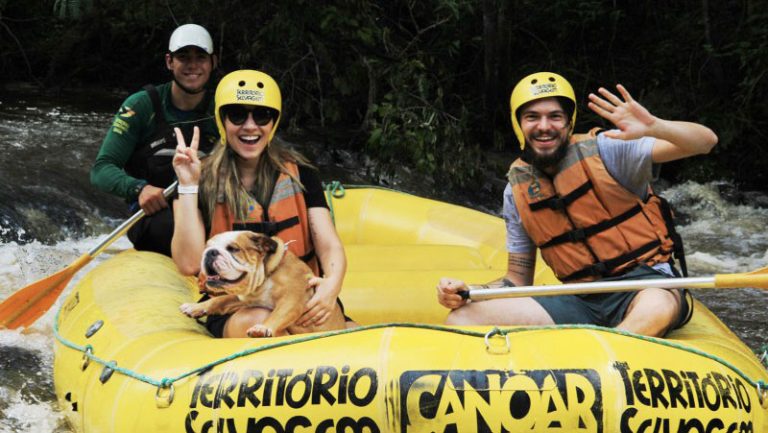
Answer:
[{"left": 168, "top": 24, "right": 213, "bottom": 54}]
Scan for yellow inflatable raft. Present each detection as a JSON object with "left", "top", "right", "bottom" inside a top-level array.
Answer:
[{"left": 54, "top": 187, "right": 768, "bottom": 433}]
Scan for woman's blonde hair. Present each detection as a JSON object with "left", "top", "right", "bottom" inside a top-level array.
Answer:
[{"left": 199, "top": 138, "right": 313, "bottom": 225}]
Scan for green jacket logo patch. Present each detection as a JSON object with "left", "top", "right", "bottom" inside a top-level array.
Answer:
[{"left": 118, "top": 106, "right": 136, "bottom": 118}]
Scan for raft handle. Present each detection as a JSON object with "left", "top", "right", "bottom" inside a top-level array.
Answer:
[
  {"left": 155, "top": 383, "right": 175, "bottom": 408},
  {"left": 484, "top": 329, "right": 511, "bottom": 354},
  {"left": 80, "top": 346, "right": 93, "bottom": 371},
  {"left": 758, "top": 382, "right": 768, "bottom": 409}
]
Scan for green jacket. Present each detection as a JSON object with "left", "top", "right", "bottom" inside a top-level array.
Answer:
[{"left": 90, "top": 82, "right": 218, "bottom": 202}]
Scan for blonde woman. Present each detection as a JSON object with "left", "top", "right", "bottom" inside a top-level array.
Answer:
[{"left": 171, "top": 70, "right": 351, "bottom": 337}]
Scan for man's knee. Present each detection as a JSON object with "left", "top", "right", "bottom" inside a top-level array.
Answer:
[
  {"left": 445, "top": 306, "right": 478, "bottom": 326},
  {"left": 623, "top": 289, "right": 681, "bottom": 336}
]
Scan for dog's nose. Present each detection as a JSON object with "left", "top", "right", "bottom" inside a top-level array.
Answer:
[{"left": 203, "top": 249, "right": 220, "bottom": 276}]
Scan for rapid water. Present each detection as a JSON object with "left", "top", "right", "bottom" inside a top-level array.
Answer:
[{"left": 0, "top": 89, "right": 766, "bottom": 432}]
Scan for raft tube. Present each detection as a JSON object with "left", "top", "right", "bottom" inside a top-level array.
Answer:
[{"left": 54, "top": 187, "right": 768, "bottom": 433}]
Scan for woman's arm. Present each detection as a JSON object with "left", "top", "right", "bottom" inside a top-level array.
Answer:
[
  {"left": 298, "top": 207, "right": 347, "bottom": 326},
  {"left": 171, "top": 198, "right": 206, "bottom": 275},
  {"left": 170, "top": 126, "right": 207, "bottom": 275}
]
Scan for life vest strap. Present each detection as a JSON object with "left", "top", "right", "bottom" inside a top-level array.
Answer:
[
  {"left": 529, "top": 180, "right": 593, "bottom": 211},
  {"left": 561, "top": 239, "right": 662, "bottom": 282},
  {"left": 299, "top": 250, "right": 316, "bottom": 264},
  {"left": 657, "top": 195, "right": 688, "bottom": 277},
  {"left": 233, "top": 216, "right": 300, "bottom": 237},
  {"left": 539, "top": 204, "right": 643, "bottom": 249},
  {"left": 140, "top": 84, "right": 174, "bottom": 158}
]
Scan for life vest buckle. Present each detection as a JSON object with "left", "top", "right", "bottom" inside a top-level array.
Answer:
[
  {"left": 592, "top": 262, "right": 608, "bottom": 276},
  {"left": 260, "top": 221, "right": 278, "bottom": 236},
  {"left": 568, "top": 228, "right": 587, "bottom": 242},
  {"left": 548, "top": 198, "right": 566, "bottom": 210}
]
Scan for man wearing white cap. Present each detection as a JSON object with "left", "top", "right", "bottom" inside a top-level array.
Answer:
[{"left": 91, "top": 23, "right": 219, "bottom": 256}]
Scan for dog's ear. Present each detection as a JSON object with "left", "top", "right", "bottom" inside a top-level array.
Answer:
[{"left": 248, "top": 233, "right": 278, "bottom": 255}]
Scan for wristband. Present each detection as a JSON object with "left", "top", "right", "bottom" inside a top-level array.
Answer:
[
  {"left": 177, "top": 184, "right": 199, "bottom": 194},
  {"left": 131, "top": 181, "right": 148, "bottom": 199}
]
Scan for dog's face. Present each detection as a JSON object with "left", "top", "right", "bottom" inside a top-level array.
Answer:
[{"left": 200, "top": 231, "right": 279, "bottom": 297}]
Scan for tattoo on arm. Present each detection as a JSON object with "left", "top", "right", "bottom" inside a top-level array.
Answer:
[
  {"left": 481, "top": 277, "right": 516, "bottom": 289},
  {"left": 507, "top": 255, "right": 536, "bottom": 281},
  {"left": 508, "top": 256, "right": 535, "bottom": 269}
]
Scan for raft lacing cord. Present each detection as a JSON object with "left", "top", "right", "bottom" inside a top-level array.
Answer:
[{"left": 54, "top": 301, "right": 768, "bottom": 402}]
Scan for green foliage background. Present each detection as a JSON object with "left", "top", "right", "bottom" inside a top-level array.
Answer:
[{"left": 2, "top": 0, "right": 767, "bottom": 191}]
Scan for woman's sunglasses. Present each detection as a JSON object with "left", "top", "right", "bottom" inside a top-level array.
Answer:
[{"left": 221, "top": 105, "right": 276, "bottom": 126}]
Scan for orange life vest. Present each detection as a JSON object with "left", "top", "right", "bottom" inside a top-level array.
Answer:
[
  {"left": 208, "top": 162, "right": 318, "bottom": 274},
  {"left": 508, "top": 134, "right": 679, "bottom": 282}
]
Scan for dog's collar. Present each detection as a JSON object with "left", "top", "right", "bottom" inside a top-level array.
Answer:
[{"left": 264, "top": 236, "right": 287, "bottom": 275}]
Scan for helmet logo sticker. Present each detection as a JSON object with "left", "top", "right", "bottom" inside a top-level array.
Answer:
[
  {"left": 236, "top": 89, "right": 264, "bottom": 102},
  {"left": 530, "top": 83, "right": 558, "bottom": 96}
]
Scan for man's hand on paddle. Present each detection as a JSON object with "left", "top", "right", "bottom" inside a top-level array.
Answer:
[
  {"left": 137, "top": 185, "right": 169, "bottom": 215},
  {"left": 588, "top": 84, "right": 658, "bottom": 141},
  {"left": 437, "top": 277, "right": 469, "bottom": 310},
  {"left": 173, "top": 126, "right": 201, "bottom": 188}
]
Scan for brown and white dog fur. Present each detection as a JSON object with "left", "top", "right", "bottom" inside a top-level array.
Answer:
[{"left": 179, "top": 231, "right": 345, "bottom": 337}]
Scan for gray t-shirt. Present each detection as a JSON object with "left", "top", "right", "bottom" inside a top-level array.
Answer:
[{"left": 504, "top": 133, "right": 658, "bottom": 254}]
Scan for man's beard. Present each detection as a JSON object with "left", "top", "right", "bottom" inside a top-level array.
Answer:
[{"left": 522, "top": 140, "right": 569, "bottom": 171}]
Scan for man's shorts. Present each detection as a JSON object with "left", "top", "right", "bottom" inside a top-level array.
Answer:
[
  {"left": 127, "top": 206, "right": 174, "bottom": 257},
  {"left": 532, "top": 264, "right": 693, "bottom": 333}
]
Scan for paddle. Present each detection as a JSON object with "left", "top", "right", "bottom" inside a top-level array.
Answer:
[
  {"left": 462, "top": 266, "right": 768, "bottom": 301},
  {"left": 0, "top": 182, "right": 178, "bottom": 330}
]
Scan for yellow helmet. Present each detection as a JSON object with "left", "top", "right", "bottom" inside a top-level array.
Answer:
[
  {"left": 214, "top": 70, "right": 282, "bottom": 144},
  {"left": 509, "top": 72, "right": 576, "bottom": 149}
]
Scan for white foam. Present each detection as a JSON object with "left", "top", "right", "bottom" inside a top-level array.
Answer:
[{"left": 0, "top": 395, "right": 65, "bottom": 433}]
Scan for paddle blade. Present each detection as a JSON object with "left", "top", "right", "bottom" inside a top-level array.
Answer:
[
  {"left": 0, "top": 254, "right": 91, "bottom": 329},
  {"left": 715, "top": 266, "right": 768, "bottom": 289}
]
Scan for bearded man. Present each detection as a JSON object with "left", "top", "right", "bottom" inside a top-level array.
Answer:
[{"left": 437, "top": 72, "right": 717, "bottom": 337}]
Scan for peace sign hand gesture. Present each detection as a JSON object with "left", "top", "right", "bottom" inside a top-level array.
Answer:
[
  {"left": 172, "top": 126, "right": 201, "bottom": 187},
  {"left": 587, "top": 84, "right": 658, "bottom": 141}
]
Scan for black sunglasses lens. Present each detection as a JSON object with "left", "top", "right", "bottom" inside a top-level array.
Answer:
[
  {"left": 224, "top": 106, "right": 274, "bottom": 126},
  {"left": 224, "top": 106, "right": 249, "bottom": 125},
  {"left": 251, "top": 109, "right": 273, "bottom": 126}
]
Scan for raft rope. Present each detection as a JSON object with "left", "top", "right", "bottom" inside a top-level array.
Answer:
[{"left": 54, "top": 301, "right": 768, "bottom": 408}]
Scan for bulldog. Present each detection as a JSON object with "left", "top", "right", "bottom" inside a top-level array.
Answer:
[{"left": 179, "top": 231, "right": 345, "bottom": 337}]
